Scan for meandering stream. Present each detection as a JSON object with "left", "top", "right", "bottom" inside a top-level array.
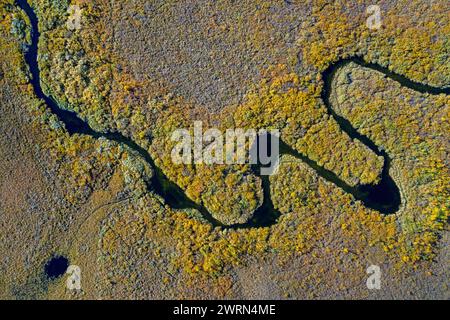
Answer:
[{"left": 16, "top": 0, "right": 449, "bottom": 229}]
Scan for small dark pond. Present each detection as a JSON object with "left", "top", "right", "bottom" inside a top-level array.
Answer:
[{"left": 44, "top": 256, "right": 69, "bottom": 279}]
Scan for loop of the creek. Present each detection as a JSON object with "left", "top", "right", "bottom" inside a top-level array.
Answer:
[{"left": 16, "top": 0, "right": 449, "bottom": 230}]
